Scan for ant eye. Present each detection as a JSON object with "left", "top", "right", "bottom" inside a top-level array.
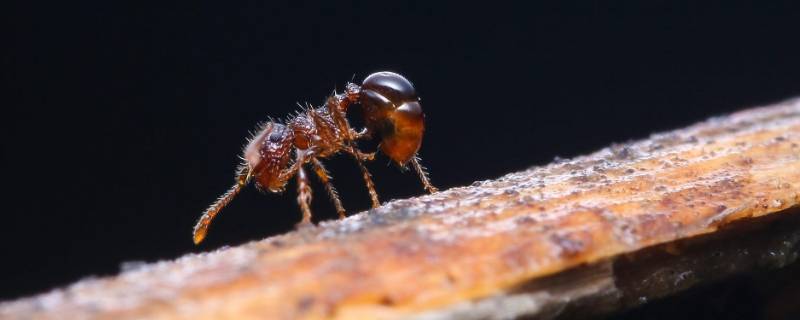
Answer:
[
  {"left": 362, "top": 71, "right": 417, "bottom": 104},
  {"left": 268, "top": 126, "right": 285, "bottom": 143}
]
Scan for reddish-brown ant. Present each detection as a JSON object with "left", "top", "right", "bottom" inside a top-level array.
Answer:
[{"left": 193, "top": 71, "right": 438, "bottom": 244}]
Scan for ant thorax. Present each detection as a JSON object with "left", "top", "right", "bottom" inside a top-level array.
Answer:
[{"left": 288, "top": 107, "right": 346, "bottom": 157}]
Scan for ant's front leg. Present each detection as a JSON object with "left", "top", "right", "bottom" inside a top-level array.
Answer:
[
  {"left": 294, "top": 153, "right": 314, "bottom": 225},
  {"left": 296, "top": 165, "right": 313, "bottom": 225}
]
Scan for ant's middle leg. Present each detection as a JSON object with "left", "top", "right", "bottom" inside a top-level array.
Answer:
[{"left": 310, "top": 158, "right": 346, "bottom": 219}]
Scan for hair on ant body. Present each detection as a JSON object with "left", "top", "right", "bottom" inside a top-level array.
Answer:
[{"left": 193, "top": 72, "right": 437, "bottom": 244}]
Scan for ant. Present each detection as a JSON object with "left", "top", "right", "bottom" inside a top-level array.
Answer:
[{"left": 193, "top": 71, "right": 438, "bottom": 244}]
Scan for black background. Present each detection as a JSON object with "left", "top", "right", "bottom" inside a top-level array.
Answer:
[{"left": 6, "top": 1, "right": 800, "bottom": 317}]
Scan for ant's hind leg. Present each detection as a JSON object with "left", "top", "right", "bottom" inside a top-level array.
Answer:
[
  {"left": 347, "top": 148, "right": 381, "bottom": 208},
  {"left": 410, "top": 156, "right": 438, "bottom": 193},
  {"left": 310, "top": 158, "right": 346, "bottom": 219},
  {"left": 296, "top": 165, "right": 314, "bottom": 225},
  {"left": 349, "top": 127, "right": 372, "bottom": 141}
]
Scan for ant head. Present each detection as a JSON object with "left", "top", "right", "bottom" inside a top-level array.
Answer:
[
  {"left": 360, "top": 71, "right": 425, "bottom": 166},
  {"left": 243, "top": 122, "right": 294, "bottom": 192}
]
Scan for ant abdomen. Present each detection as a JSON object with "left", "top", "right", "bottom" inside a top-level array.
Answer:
[{"left": 360, "top": 72, "right": 425, "bottom": 166}]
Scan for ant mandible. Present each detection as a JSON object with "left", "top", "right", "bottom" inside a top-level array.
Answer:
[{"left": 193, "top": 71, "right": 438, "bottom": 244}]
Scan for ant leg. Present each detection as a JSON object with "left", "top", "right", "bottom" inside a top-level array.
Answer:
[
  {"left": 296, "top": 164, "right": 314, "bottom": 225},
  {"left": 277, "top": 158, "right": 302, "bottom": 185},
  {"left": 323, "top": 96, "right": 372, "bottom": 145},
  {"left": 349, "top": 127, "right": 371, "bottom": 140},
  {"left": 347, "top": 147, "right": 381, "bottom": 208},
  {"left": 310, "top": 158, "right": 346, "bottom": 219},
  {"left": 410, "top": 156, "right": 438, "bottom": 193},
  {"left": 324, "top": 94, "right": 380, "bottom": 207},
  {"left": 355, "top": 149, "right": 375, "bottom": 161}
]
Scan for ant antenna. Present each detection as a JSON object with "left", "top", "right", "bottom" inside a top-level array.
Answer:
[{"left": 193, "top": 167, "right": 251, "bottom": 244}]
